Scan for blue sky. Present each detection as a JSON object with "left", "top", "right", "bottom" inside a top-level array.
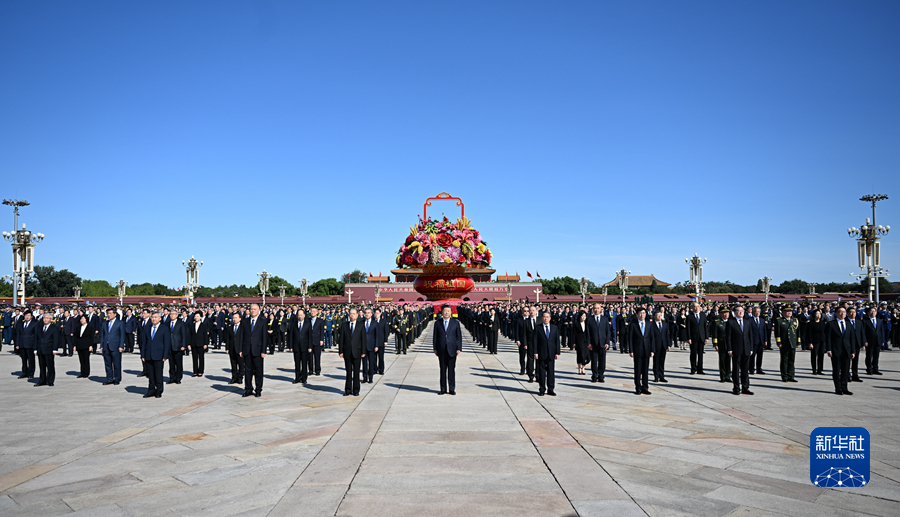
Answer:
[{"left": 1, "top": 0, "right": 898, "bottom": 289}]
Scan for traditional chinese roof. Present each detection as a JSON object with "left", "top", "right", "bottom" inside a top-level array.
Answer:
[{"left": 602, "top": 274, "right": 671, "bottom": 288}]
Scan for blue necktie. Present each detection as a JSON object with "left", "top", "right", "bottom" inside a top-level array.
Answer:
[
  {"left": 840, "top": 320, "right": 845, "bottom": 335},
  {"left": 366, "top": 320, "right": 369, "bottom": 332},
  {"left": 545, "top": 325, "right": 549, "bottom": 339},
  {"left": 151, "top": 326, "right": 156, "bottom": 340},
  {"left": 251, "top": 319, "right": 255, "bottom": 331},
  {"left": 640, "top": 321, "right": 644, "bottom": 335}
]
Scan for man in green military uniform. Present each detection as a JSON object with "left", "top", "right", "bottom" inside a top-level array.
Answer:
[
  {"left": 392, "top": 308, "right": 410, "bottom": 355},
  {"left": 712, "top": 306, "right": 732, "bottom": 383},
  {"left": 775, "top": 306, "right": 799, "bottom": 382}
]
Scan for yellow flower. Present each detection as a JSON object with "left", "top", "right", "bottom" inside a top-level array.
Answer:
[
  {"left": 452, "top": 240, "right": 461, "bottom": 247},
  {"left": 396, "top": 255, "right": 401, "bottom": 265},
  {"left": 444, "top": 256, "right": 452, "bottom": 264},
  {"left": 456, "top": 216, "right": 471, "bottom": 230},
  {"left": 476, "top": 243, "right": 485, "bottom": 253}
]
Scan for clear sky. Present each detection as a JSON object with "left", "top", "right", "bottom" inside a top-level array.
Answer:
[{"left": 1, "top": 1, "right": 898, "bottom": 289}]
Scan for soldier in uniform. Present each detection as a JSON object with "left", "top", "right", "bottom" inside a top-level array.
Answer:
[
  {"left": 325, "top": 310, "right": 334, "bottom": 349},
  {"left": 392, "top": 308, "right": 409, "bottom": 354},
  {"left": 712, "top": 306, "right": 732, "bottom": 383},
  {"left": 775, "top": 306, "right": 800, "bottom": 382}
]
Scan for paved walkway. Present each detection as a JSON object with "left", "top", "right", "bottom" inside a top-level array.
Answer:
[{"left": 0, "top": 325, "right": 898, "bottom": 516}]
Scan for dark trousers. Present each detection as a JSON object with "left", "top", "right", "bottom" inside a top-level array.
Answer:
[
  {"left": 518, "top": 344, "right": 528, "bottom": 373},
  {"left": 865, "top": 343, "right": 880, "bottom": 373},
  {"left": 375, "top": 346, "right": 385, "bottom": 374},
  {"left": 438, "top": 352, "right": 457, "bottom": 392},
  {"left": 810, "top": 343, "right": 826, "bottom": 373},
  {"left": 489, "top": 330, "right": 498, "bottom": 354},
  {"left": 590, "top": 349, "right": 606, "bottom": 381},
  {"left": 19, "top": 347, "right": 35, "bottom": 377},
  {"left": 536, "top": 357, "right": 555, "bottom": 393},
  {"left": 191, "top": 349, "right": 205, "bottom": 375},
  {"left": 312, "top": 346, "right": 322, "bottom": 374},
  {"left": 851, "top": 351, "right": 861, "bottom": 379},
  {"left": 653, "top": 346, "right": 667, "bottom": 380},
  {"left": 125, "top": 332, "right": 135, "bottom": 353},
  {"left": 169, "top": 350, "right": 184, "bottom": 382},
  {"left": 38, "top": 352, "right": 55, "bottom": 385},
  {"left": 228, "top": 349, "right": 243, "bottom": 381},
  {"left": 146, "top": 359, "right": 164, "bottom": 396},
  {"left": 779, "top": 346, "right": 796, "bottom": 380},
  {"left": 831, "top": 353, "right": 850, "bottom": 392},
  {"left": 717, "top": 350, "right": 732, "bottom": 381},
  {"left": 754, "top": 342, "right": 765, "bottom": 372},
  {"left": 65, "top": 335, "right": 75, "bottom": 356},
  {"left": 633, "top": 354, "right": 650, "bottom": 390},
  {"left": 732, "top": 352, "right": 750, "bottom": 391},
  {"left": 344, "top": 355, "right": 361, "bottom": 394},
  {"left": 77, "top": 349, "right": 91, "bottom": 377},
  {"left": 690, "top": 341, "right": 704, "bottom": 372},
  {"left": 361, "top": 350, "right": 375, "bottom": 381},
  {"left": 244, "top": 354, "right": 264, "bottom": 394},
  {"left": 102, "top": 348, "right": 122, "bottom": 383},
  {"left": 294, "top": 349, "right": 308, "bottom": 382},
  {"left": 518, "top": 345, "right": 534, "bottom": 378}
]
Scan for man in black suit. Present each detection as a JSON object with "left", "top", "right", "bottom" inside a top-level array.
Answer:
[
  {"left": 587, "top": 303, "right": 613, "bottom": 383},
  {"left": 339, "top": 307, "right": 365, "bottom": 396},
  {"left": 863, "top": 307, "right": 884, "bottom": 375},
  {"left": 374, "top": 308, "right": 389, "bottom": 374},
  {"left": 749, "top": 306, "right": 768, "bottom": 375},
  {"left": 223, "top": 313, "right": 244, "bottom": 384},
  {"left": 826, "top": 307, "right": 859, "bottom": 395},
  {"left": 14, "top": 310, "right": 37, "bottom": 379},
  {"left": 309, "top": 308, "right": 326, "bottom": 376},
  {"left": 123, "top": 308, "right": 137, "bottom": 354},
  {"left": 650, "top": 309, "right": 671, "bottom": 383},
  {"left": 686, "top": 302, "right": 708, "bottom": 374},
  {"left": 62, "top": 309, "right": 77, "bottom": 357},
  {"left": 847, "top": 307, "right": 864, "bottom": 382},
  {"left": 141, "top": 312, "right": 170, "bottom": 398},
  {"left": 290, "top": 308, "right": 311, "bottom": 384},
  {"left": 725, "top": 305, "right": 754, "bottom": 395},
  {"left": 242, "top": 304, "right": 268, "bottom": 397},
  {"left": 516, "top": 307, "right": 537, "bottom": 382},
  {"left": 433, "top": 305, "right": 462, "bottom": 395},
  {"left": 533, "top": 311, "right": 560, "bottom": 396},
  {"left": 629, "top": 307, "right": 656, "bottom": 395},
  {"left": 167, "top": 309, "right": 188, "bottom": 384},
  {"left": 35, "top": 313, "right": 61, "bottom": 386},
  {"left": 361, "top": 308, "right": 381, "bottom": 384}
]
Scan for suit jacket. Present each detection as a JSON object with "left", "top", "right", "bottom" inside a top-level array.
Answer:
[
  {"left": 517, "top": 316, "right": 537, "bottom": 350},
  {"left": 377, "top": 317, "right": 390, "bottom": 346},
  {"left": 223, "top": 322, "right": 243, "bottom": 353},
  {"left": 74, "top": 324, "right": 94, "bottom": 351},
  {"left": 825, "top": 319, "right": 859, "bottom": 358},
  {"left": 863, "top": 318, "right": 884, "bottom": 347},
  {"left": 15, "top": 318, "right": 38, "bottom": 348},
  {"left": 309, "top": 317, "right": 325, "bottom": 347},
  {"left": 99, "top": 319, "right": 126, "bottom": 351},
  {"left": 141, "top": 323, "right": 171, "bottom": 361},
  {"left": 532, "top": 322, "right": 560, "bottom": 360},
  {"left": 650, "top": 320, "right": 671, "bottom": 349},
  {"left": 749, "top": 315, "right": 768, "bottom": 347},
  {"left": 167, "top": 318, "right": 188, "bottom": 352},
  {"left": 64, "top": 316, "right": 78, "bottom": 337},
  {"left": 433, "top": 318, "right": 462, "bottom": 355},
  {"left": 586, "top": 313, "right": 613, "bottom": 350},
  {"left": 290, "top": 318, "right": 311, "bottom": 351},
  {"left": 362, "top": 318, "right": 381, "bottom": 352},
  {"left": 35, "top": 323, "right": 61, "bottom": 355},
  {"left": 629, "top": 319, "right": 657, "bottom": 357},
  {"left": 242, "top": 315, "right": 268, "bottom": 356},
  {"left": 725, "top": 316, "right": 753, "bottom": 356},
  {"left": 123, "top": 315, "right": 137, "bottom": 334},
  {"left": 339, "top": 319, "right": 366, "bottom": 359},
  {"left": 686, "top": 311, "right": 708, "bottom": 343},
  {"left": 188, "top": 320, "right": 208, "bottom": 350}
]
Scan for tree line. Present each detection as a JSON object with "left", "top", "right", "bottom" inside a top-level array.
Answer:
[{"left": 536, "top": 276, "right": 892, "bottom": 296}]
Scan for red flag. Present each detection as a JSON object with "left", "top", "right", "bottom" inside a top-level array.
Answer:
[
  {"left": 526, "top": 271, "right": 533, "bottom": 279},
  {"left": 369, "top": 272, "right": 373, "bottom": 278},
  {"left": 536, "top": 271, "right": 541, "bottom": 278}
]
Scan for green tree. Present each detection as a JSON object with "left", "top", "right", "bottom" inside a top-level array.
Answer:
[
  {"left": 309, "top": 278, "right": 343, "bottom": 296},
  {"left": 540, "top": 276, "right": 580, "bottom": 295},
  {"left": 82, "top": 279, "right": 116, "bottom": 297},
  {"left": 29, "top": 265, "right": 81, "bottom": 297},
  {"left": 264, "top": 275, "right": 294, "bottom": 296},
  {"left": 777, "top": 279, "right": 809, "bottom": 295},
  {"left": 341, "top": 270, "right": 368, "bottom": 284}
]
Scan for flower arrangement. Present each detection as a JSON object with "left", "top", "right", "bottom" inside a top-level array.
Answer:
[{"left": 396, "top": 215, "right": 492, "bottom": 269}]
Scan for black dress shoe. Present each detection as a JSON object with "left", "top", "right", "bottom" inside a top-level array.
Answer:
[
  {"left": 598, "top": 378, "right": 605, "bottom": 383},
  {"left": 114, "top": 382, "right": 120, "bottom": 385},
  {"left": 292, "top": 380, "right": 300, "bottom": 384},
  {"left": 698, "top": 371, "right": 706, "bottom": 375},
  {"left": 732, "top": 389, "right": 741, "bottom": 395},
  {"left": 591, "top": 379, "right": 597, "bottom": 383},
  {"left": 34, "top": 382, "right": 46, "bottom": 387},
  {"left": 758, "top": 371, "right": 765, "bottom": 375},
  {"left": 155, "top": 394, "right": 162, "bottom": 398},
  {"left": 660, "top": 378, "right": 668, "bottom": 383},
  {"left": 102, "top": 381, "right": 112, "bottom": 385},
  {"left": 634, "top": 389, "right": 642, "bottom": 395},
  {"left": 438, "top": 391, "right": 446, "bottom": 395},
  {"left": 690, "top": 371, "right": 696, "bottom": 375},
  {"left": 843, "top": 390, "right": 853, "bottom": 395},
  {"left": 352, "top": 392, "right": 359, "bottom": 396},
  {"left": 852, "top": 377, "right": 863, "bottom": 382},
  {"left": 519, "top": 370, "right": 525, "bottom": 375},
  {"left": 17, "top": 375, "right": 26, "bottom": 379},
  {"left": 242, "top": 392, "right": 252, "bottom": 397},
  {"left": 143, "top": 393, "right": 153, "bottom": 398},
  {"left": 538, "top": 392, "right": 545, "bottom": 396},
  {"left": 547, "top": 391, "right": 556, "bottom": 396},
  {"left": 874, "top": 371, "right": 883, "bottom": 375},
  {"left": 449, "top": 390, "right": 456, "bottom": 395},
  {"left": 741, "top": 389, "right": 754, "bottom": 395},
  {"left": 788, "top": 379, "right": 797, "bottom": 383},
  {"left": 48, "top": 383, "right": 53, "bottom": 386},
  {"left": 835, "top": 390, "right": 844, "bottom": 395},
  {"left": 641, "top": 389, "right": 651, "bottom": 395},
  {"left": 254, "top": 392, "right": 261, "bottom": 397}
]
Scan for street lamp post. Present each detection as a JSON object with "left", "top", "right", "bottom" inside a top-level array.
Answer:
[
  {"left": 602, "top": 286, "right": 608, "bottom": 304},
  {"left": 346, "top": 288, "right": 354, "bottom": 304},
  {"left": 3, "top": 199, "right": 43, "bottom": 307},
  {"left": 760, "top": 276, "right": 772, "bottom": 304},
  {"left": 579, "top": 276, "right": 590, "bottom": 305},
  {"left": 533, "top": 286, "right": 541, "bottom": 304},
  {"left": 848, "top": 194, "right": 890, "bottom": 303},
  {"left": 73, "top": 285, "right": 82, "bottom": 300},
  {"left": 506, "top": 283, "right": 512, "bottom": 304},
  {"left": 617, "top": 268, "right": 631, "bottom": 305},
  {"left": 182, "top": 256, "right": 203, "bottom": 305},
  {"left": 809, "top": 282, "right": 818, "bottom": 295},
  {"left": 685, "top": 254, "right": 706, "bottom": 303},
  {"left": 298, "top": 278, "right": 308, "bottom": 305},
  {"left": 257, "top": 270, "right": 270, "bottom": 306},
  {"left": 278, "top": 285, "right": 287, "bottom": 305},
  {"left": 374, "top": 283, "right": 382, "bottom": 302},
  {"left": 116, "top": 279, "right": 128, "bottom": 306}
]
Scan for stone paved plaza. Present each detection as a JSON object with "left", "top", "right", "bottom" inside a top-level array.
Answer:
[{"left": 1, "top": 325, "right": 898, "bottom": 517}]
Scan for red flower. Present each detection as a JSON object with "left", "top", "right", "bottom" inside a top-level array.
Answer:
[
  {"left": 405, "top": 235, "right": 415, "bottom": 245},
  {"left": 435, "top": 233, "right": 453, "bottom": 248},
  {"left": 457, "top": 255, "right": 466, "bottom": 263},
  {"left": 484, "top": 250, "right": 491, "bottom": 262},
  {"left": 403, "top": 255, "right": 415, "bottom": 266}
]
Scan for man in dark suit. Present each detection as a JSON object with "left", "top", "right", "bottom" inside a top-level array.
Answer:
[
  {"left": 99, "top": 308, "right": 125, "bottom": 385},
  {"left": 361, "top": 308, "right": 381, "bottom": 384},
  {"left": 62, "top": 309, "right": 76, "bottom": 357},
  {"left": 863, "top": 307, "right": 884, "bottom": 375},
  {"left": 847, "top": 307, "right": 864, "bottom": 382},
  {"left": 629, "top": 307, "right": 656, "bottom": 395},
  {"left": 826, "top": 307, "right": 859, "bottom": 395},
  {"left": 309, "top": 308, "right": 326, "bottom": 375},
  {"left": 749, "top": 306, "right": 768, "bottom": 375},
  {"left": 290, "top": 308, "right": 311, "bottom": 384},
  {"left": 242, "top": 304, "right": 268, "bottom": 397},
  {"left": 374, "top": 308, "right": 389, "bottom": 373},
  {"left": 141, "top": 312, "right": 170, "bottom": 398},
  {"left": 686, "top": 302, "right": 708, "bottom": 374},
  {"left": 587, "top": 303, "right": 613, "bottom": 383},
  {"left": 167, "top": 309, "right": 188, "bottom": 384},
  {"left": 14, "top": 310, "right": 37, "bottom": 378},
  {"left": 339, "top": 307, "right": 365, "bottom": 396},
  {"left": 223, "top": 313, "right": 244, "bottom": 384},
  {"left": 123, "top": 308, "right": 137, "bottom": 354},
  {"left": 650, "top": 309, "right": 671, "bottom": 382},
  {"left": 516, "top": 307, "right": 537, "bottom": 382},
  {"left": 88, "top": 308, "right": 101, "bottom": 354},
  {"left": 433, "top": 305, "right": 462, "bottom": 395},
  {"left": 725, "top": 305, "right": 754, "bottom": 395},
  {"left": 35, "top": 313, "right": 61, "bottom": 386},
  {"left": 532, "top": 311, "right": 560, "bottom": 396}
]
